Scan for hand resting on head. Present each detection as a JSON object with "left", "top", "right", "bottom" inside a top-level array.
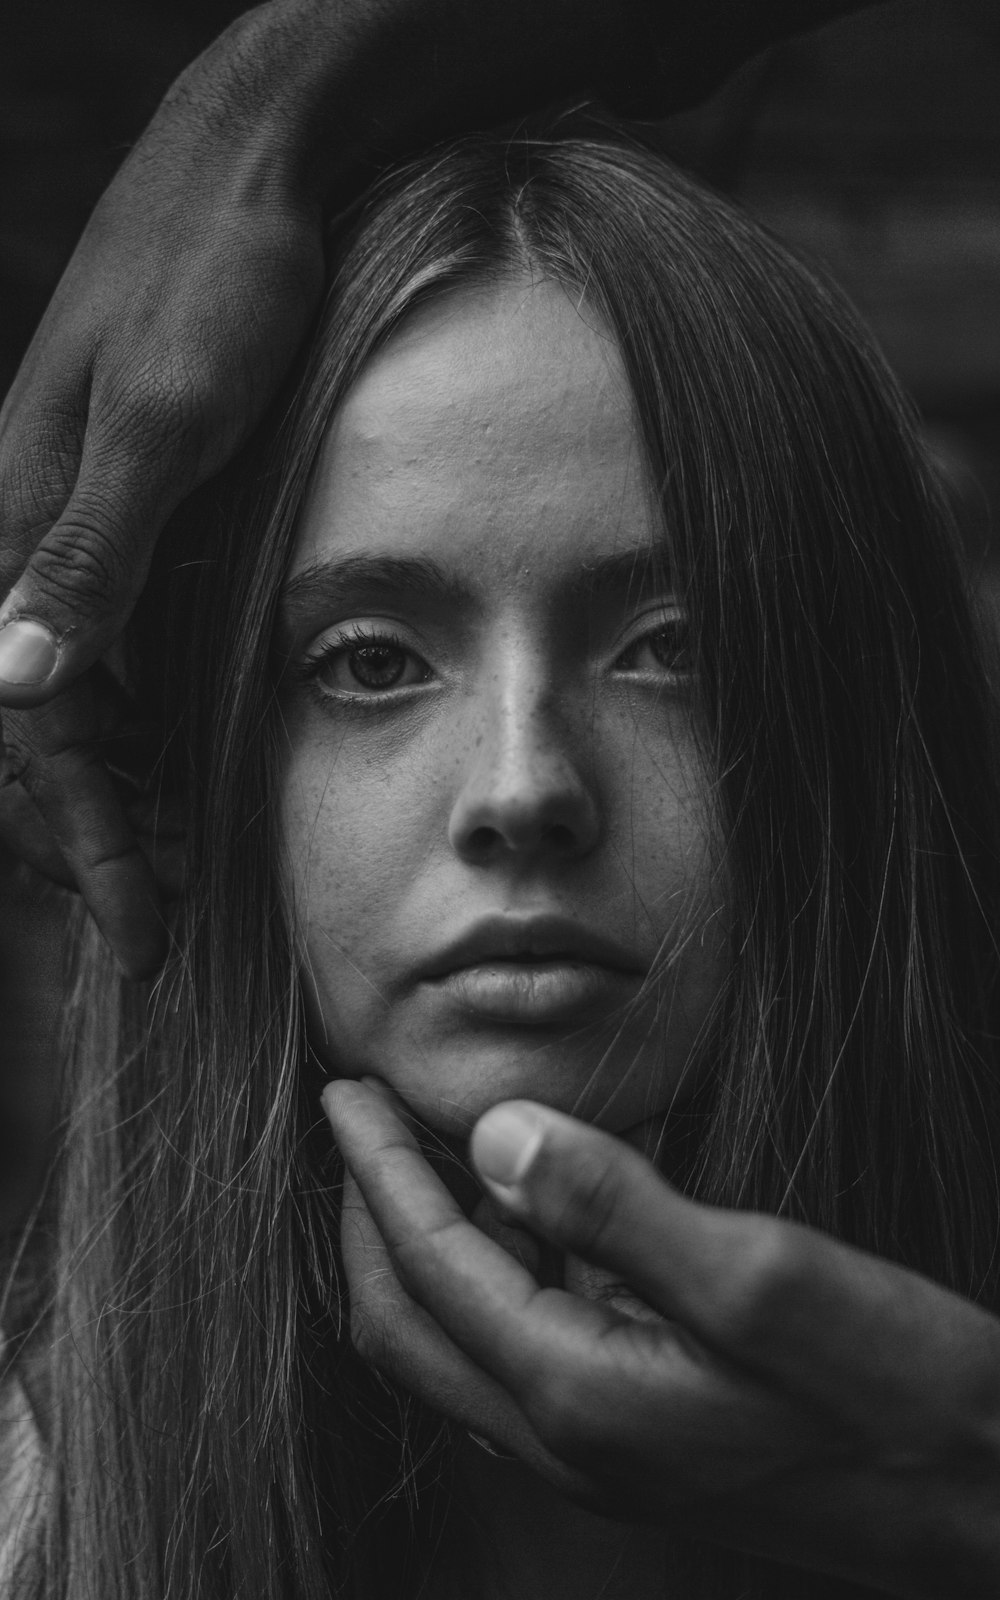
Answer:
[{"left": 0, "top": 0, "right": 871, "bottom": 975}]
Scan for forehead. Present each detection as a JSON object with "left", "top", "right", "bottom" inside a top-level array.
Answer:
[{"left": 289, "top": 276, "right": 657, "bottom": 584}]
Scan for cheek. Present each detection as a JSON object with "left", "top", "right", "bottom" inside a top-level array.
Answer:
[
  {"left": 606, "top": 708, "right": 719, "bottom": 916},
  {"left": 280, "top": 748, "right": 415, "bottom": 983},
  {"left": 611, "top": 716, "right": 730, "bottom": 1043},
  {"left": 279, "top": 699, "right": 463, "bottom": 941}
]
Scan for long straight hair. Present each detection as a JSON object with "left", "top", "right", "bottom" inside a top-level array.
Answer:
[{"left": 13, "top": 120, "right": 1000, "bottom": 1599}]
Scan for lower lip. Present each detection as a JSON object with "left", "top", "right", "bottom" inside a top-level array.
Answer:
[{"left": 428, "top": 961, "right": 638, "bottom": 1024}]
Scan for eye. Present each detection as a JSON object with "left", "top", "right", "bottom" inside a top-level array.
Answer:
[
  {"left": 614, "top": 610, "right": 693, "bottom": 683},
  {"left": 303, "top": 625, "right": 433, "bottom": 698}
]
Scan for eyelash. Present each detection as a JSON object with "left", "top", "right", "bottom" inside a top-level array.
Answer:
[
  {"left": 299, "top": 624, "right": 432, "bottom": 704},
  {"left": 613, "top": 612, "right": 693, "bottom": 682},
  {"left": 298, "top": 614, "right": 693, "bottom": 706}
]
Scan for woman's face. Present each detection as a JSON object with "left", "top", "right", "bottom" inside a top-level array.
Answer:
[{"left": 277, "top": 277, "right": 728, "bottom": 1139}]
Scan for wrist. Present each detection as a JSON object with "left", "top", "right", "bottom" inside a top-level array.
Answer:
[
  {"left": 902, "top": 1441, "right": 1000, "bottom": 1599},
  {"left": 844, "top": 1424, "right": 1000, "bottom": 1599}
]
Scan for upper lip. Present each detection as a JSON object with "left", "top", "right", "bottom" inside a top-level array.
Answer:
[{"left": 418, "top": 915, "right": 646, "bottom": 980}]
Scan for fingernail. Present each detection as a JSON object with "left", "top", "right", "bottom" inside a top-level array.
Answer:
[
  {"left": 320, "top": 1078, "right": 361, "bottom": 1123},
  {"left": 0, "top": 619, "right": 59, "bottom": 686},
  {"left": 473, "top": 1105, "right": 545, "bottom": 1187},
  {"left": 320, "top": 1081, "right": 343, "bottom": 1115}
]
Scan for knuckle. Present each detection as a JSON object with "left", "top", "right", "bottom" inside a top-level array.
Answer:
[
  {"left": 349, "top": 1300, "right": 385, "bottom": 1367},
  {"left": 29, "top": 518, "right": 132, "bottom": 617},
  {"left": 718, "top": 1222, "right": 806, "bottom": 1352},
  {"left": 94, "top": 352, "right": 207, "bottom": 459},
  {"left": 0, "top": 740, "right": 28, "bottom": 787},
  {"left": 7, "top": 720, "right": 77, "bottom": 778},
  {"left": 0, "top": 414, "right": 80, "bottom": 546},
  {"left": 2, "top": 710, "right": 121, "bottom": 838},
  {"left": 547, "top": 1147, "right": 624, "bottom": 1259},
  {"left": 107, "top": 373, "right": 191, "bottom": 450},
  {"left": 521, "top": 1361, "right": 595, "bottom": 1461},
  {"left": 391, "top": 1216, "right": 462, "bottom": 1295},
  {"left": 78, "top": 837, "right": 142, "bottom": 879},
  {"left": 346, "top": 1261, "right": 400, "bottom": 1367},
  {"left": 92, "top": 365, "right": 222, "bottom": 491},
  {"left": 1, "top": 712, "right": 46, "bottom": 777}
]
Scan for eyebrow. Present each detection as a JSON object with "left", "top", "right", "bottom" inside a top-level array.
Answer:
[
  {"left": 276, "top": 545, "right": 674, "bottom": 646},
  {"left": 281, "top": 554, "right": 471, "bottom": 618},
  {"left": 573, "top": 546, "right": 674, "bottom": 602}
]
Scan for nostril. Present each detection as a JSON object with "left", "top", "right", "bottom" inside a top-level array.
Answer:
[
  {"left": 466, "top": 819, "right": 579, "bottom": 857},
  {"left": 449, "top": 778, "right": 601, "bottom": 863},
  {"left": 467, "top": 824, "right": 503, "bottom": 856}
]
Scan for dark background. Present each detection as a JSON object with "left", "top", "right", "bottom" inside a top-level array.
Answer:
[{"left": 1, "top": 0, "right": 999, "bottom": 1224}]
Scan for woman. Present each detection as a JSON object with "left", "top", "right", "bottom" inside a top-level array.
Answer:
[{"left": 5, "top": 122, "right": 1000, "bottom": 1598}]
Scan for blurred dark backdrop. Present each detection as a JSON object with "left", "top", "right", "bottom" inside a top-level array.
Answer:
[
  {"left": 1, "top": 0, "right": 999, "bottom": 1227},
  {"left": 662, "top": 1, "right": 1000, "bottom": 585}
]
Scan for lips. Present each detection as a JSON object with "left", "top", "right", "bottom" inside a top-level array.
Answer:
[
  {"left": 417, "top": 914, "right": 644, "bottom": 982},
  {"left": 416, "top": 915, "right": 646, "bottom": 1025}
]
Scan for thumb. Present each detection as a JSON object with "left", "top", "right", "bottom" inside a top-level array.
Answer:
[
  {"left": 0, "top": 427, "right": 195, "bottom": 708},
  {"left": 469, "top": 1101, "right": 692, "bottom": 1296},
  {"left": 468, "top": 1101, "right": 762, "bottom": 1342}
]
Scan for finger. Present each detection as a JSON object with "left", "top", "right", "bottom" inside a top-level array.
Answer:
[
  {"left": 325, "top": 1080, "right": 545, "bottom": 1340},
  {"left": 0, "top": 759, "right": 76, "bottom": 887},
  {"left": 0, "top": 332, "right": 90, "bottom": 563},
  {"left": 562, "top": 1253, "right": 665, "bottom": 1327},
  {"left": 125, "top": 793, "right": 186, "bottom": 902},
  {"left": 334, "top": 1106, "right": 1000, "bottom": 1585},
  {"left": 325, "top": 1080, "right": 634, "bottom": 1399},
  {"left": 324, "top": 1081, "right": 806, "bottom": 1499},
  {"left": 470, "top": 1101, "right": 747, "bottom": 1325},
  {"left": 337, "top": 1167, "right": 790, "bottom": 1524},
  {"left": 0, "top": 772, "right": 183, "bottom": 903},
  {"left": 471, "top": 1102, "right": 1000, "bottom": 1437},
  {"left": 4, "top": 687, "right": 165, "bottom": 977},
  {"left": 0, "top": 425, "right": 197, "bottom": 708},
  {"left": 1, "top": 665, "right": 186, "bottom": 901},
  {"left": 339, "top": 1165, "right": 589, "bottom": 1494}
]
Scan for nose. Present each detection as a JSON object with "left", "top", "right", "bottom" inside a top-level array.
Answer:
[{"left": 447, "top": 666, "right": 601, "bottom": 865}]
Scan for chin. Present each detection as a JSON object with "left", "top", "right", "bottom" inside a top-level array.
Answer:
[{"left": 369, "top": 1030, "right": 683, "bottom": 1139}]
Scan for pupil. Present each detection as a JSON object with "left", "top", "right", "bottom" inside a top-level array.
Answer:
[
  {"left": 650, "top": 622, "right": 691, "bottom": 672},
  {"left": 349, "top": 644, "right": 405, "bottom": 688}
]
